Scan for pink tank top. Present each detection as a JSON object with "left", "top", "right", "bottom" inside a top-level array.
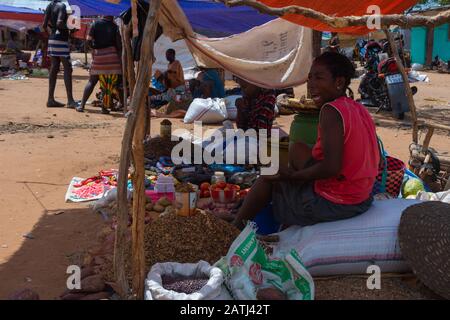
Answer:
[{"left": 311, "top": 97, "right": 379, "bottom": 205}]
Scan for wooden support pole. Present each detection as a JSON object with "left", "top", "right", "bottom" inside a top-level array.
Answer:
[
  {"left": 115, "top": 0, "right": 161, "bottom": 300},
  {"left": 422, "top": 126, "right": 435, "bottom": 151},
  {"left": 120, "top": 23, "right": 129, "bottom": 113},
  {"left": 131, "top": 0, "right": 161, "bottom": 300},
  {"left": 220, "top": 1, "right": 450, "bottom": 29},
  {"left": 124, "top": 24, "right": 136, "bottom": 98},
  {"left": 418, "top": 121, "right": 450, "bottom": 133},
  {"left": 312, "top": 30, "right": 322, "bottom": 58},
  {"left": 425, "top": 26, "right": 434, "bottom": 67},
  {"left": 383, "top": 29, "right": 419, "bottom": 144}
]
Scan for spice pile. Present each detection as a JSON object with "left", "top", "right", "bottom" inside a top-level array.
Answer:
[
  {"left": 175, "top": 182, "right": 196, "bottom": 193},
  {"left": 144, "top": 136, "right": 181, "bottom": 161},
  {"left": 161, "top": 275, "right": 209, "bottom": 294},
  {"left": 143, "top": 211, "right": 240, "bottom": 271}
]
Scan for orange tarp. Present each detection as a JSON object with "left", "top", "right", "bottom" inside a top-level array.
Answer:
[{"left": 260, "top": 0, "right": 420, "bottom": 34}]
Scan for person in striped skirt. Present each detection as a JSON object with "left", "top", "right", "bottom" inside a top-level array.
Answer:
[
  {"left": 43, "top": 0, "right": 78, "bottom": 109},
  {"left": 76, "top": 16, "right": 123, "bottom": 114}
]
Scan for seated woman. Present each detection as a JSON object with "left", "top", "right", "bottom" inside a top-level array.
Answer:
[
  {"left": 6, "top": 32, "right": 31, "bottom": 63},
  {"left": 196, "top": 68, "right": 225, "bottom": 99},
  {"left": 233, "top": 52, "right": 380, "bottom": 229},
  {"left": 149, "top": 74, "right": 192, "bottom": 118},
  {"left": 235, "top": 78, "right": 276, "bottom": 132}
]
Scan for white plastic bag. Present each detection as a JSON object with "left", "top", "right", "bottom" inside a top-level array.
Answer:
[
  {"left": 145, "top": 261, "right": 229, "bottom": 300},
  {"left": 223, "top": 95, "right": 242, "bottom": 120},
  {"left": 215, "top": 223, "right": 314, "bottom": 300},
  {"left": 184, "top": 98, "right": 228, "bottom": 124}
]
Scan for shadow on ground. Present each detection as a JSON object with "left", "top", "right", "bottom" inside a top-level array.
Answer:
[{"left": 0, "top": 208, "right": 106, "bottom": 300}]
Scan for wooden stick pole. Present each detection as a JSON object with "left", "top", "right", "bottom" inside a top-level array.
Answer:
[
  {"left": 422, "top": 126, "right": 435, "bottom": 151},
  {"left": 130, "top": 0, "right": 162, "bottom": 300},
  {"left": 124, "top": 24, "right": 136, "bottom": 98},
  {"left": 120, "top": 23, "right": 129, "bottom": 112},
  {"left": 220, "top": 1, "right": 450, "bottom": 29},
  {"left": 383, "top": 29, "right": 419, "bottom": 144},
  {"left": 115, "top": 0, "right": 162, "bottom": 300}
]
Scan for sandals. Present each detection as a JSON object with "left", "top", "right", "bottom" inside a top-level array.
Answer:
[
  {"left": 75, "top": 106, "right": 84, "bottom": 113},
  {"left": 47, "top": 100, "right": 65, "bottom": 108},
  {"left": 67, "top": 101, "right": 81, "bottom": 109}
]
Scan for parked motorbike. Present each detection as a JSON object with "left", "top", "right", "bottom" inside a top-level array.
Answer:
[{"left": 358, "top": 39, "right": 417, "bottom": 120}]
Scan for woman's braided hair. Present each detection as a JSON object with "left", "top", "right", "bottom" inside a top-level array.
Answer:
[{"left": 314, "top": 52, "right": 356, "bottom": 99}]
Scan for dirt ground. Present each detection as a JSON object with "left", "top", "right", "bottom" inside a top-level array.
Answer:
[{"left": 0, "top": 63, "right": 449, "bottom": 300}]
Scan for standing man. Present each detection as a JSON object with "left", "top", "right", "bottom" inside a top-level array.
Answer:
[{"left": 43, "top": 0, "right": 78, "bottom": 108}]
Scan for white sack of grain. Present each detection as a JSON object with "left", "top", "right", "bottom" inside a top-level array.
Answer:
[
  {"left": 274, "top": 199, "right": 422, "bottom": 276},
  {"left": 145, "top": 261, "right": 232, "bottom": 300}
]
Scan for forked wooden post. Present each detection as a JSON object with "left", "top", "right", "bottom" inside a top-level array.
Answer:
[
  {"left": 383, "top": 29, "right": 419, "bottom": 143},
  {"left": 115, "top": 0, "right": 162, "bottom": 300}
]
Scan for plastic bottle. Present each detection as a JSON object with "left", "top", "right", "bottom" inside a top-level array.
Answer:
[{"left": 211, "top": 172, "right": 226, "bottom": 185}]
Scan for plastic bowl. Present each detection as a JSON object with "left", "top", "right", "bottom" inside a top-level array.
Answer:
[{"left": 210, "top": 187, "right": 238, "bottom": 204}]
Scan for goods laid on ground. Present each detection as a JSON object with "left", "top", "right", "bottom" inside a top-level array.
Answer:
[
  {"left": 144, "top": 136, "right": 180, "bottom": 162},
  {"left": 65, "top": 170, "right": 118, "bottom": 203},
  {"left": 184, "top": 98, "right": 228, "bottom": 124},
  {"left": 409, "top": 142, "right": 450, "bottom": 192},
  {"left": 162, "top": 276, "right": 209, "bottom": 294},
  {"left": 145, "top": 261, "right": 231, "bottom": 300},
  {"left": 215, "top": 224, "right": 314, "bottom": 300},
  {"left": 143, "top": 211, "right": 241, "bottom": 270},
  {"left": 8, "top": 289, "right": 40, "bottom": 300},
  {"left": 274, "top": 199, "right": 421, "bottom": 277},
  {"left": 60, "top": 268, "right": 115, "bottom": 300}
]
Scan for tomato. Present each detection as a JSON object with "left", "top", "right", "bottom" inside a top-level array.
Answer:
[
  {"left": 203, "top": 190, "right": 211, "bottom": 198},
  {"left": 200, "top": 182, "right": 211, "bottom": 192},
  {"left": 216, "top": 181, "right": 227, "bottom": 189},
  {"left": 211, "top": 188, "right": 221, "bottom": 197},
  {"left": 224, "top": 188, "right": 235, "bottom": 200},
  {"left": 231, "top": 184, "right": 241, "bottom": 191}
]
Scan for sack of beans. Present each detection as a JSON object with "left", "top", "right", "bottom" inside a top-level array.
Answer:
[{"left": 144, "top": 261, "right": 232, "bottom": 300}]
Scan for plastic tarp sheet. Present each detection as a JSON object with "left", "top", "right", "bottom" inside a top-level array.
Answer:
[
  {"left": 155, "top": 1, "right": 313, "bottom": 89},
  {"left": 185, "top": 18, "right": 313, "bottom": 89},
  {"left": 0, "top": 5, "right": 43, "bottom": 30},
  {"left": 69, "top": 0, "right": 275, "bottom": 36},
  {"left": 260, "top": 0, "right": 421, "bottom": 35}
]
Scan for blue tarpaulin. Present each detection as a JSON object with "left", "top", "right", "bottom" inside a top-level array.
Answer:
[
  {"left": 0, "top": 4, "right": 42, "bottom": 15},
  {"left": 69, "top": 0, "right": 274, "bottom": 36}
]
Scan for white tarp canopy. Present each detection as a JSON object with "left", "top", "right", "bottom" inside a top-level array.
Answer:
[{"left": 158, "top": 0, "right": 313, "bottom": 89}]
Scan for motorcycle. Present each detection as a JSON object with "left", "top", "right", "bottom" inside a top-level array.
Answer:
[{"left": 358, "top": 42, "right": 417, "bottom": 120}]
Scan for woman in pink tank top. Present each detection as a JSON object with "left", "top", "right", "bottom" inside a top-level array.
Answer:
[{"left": 233, "top": 52, "right": 380, "bottom": 229}]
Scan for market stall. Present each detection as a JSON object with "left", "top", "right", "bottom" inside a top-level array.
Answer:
[{"left": 58, "top": 0, "right": 450, "bottom": 301}]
